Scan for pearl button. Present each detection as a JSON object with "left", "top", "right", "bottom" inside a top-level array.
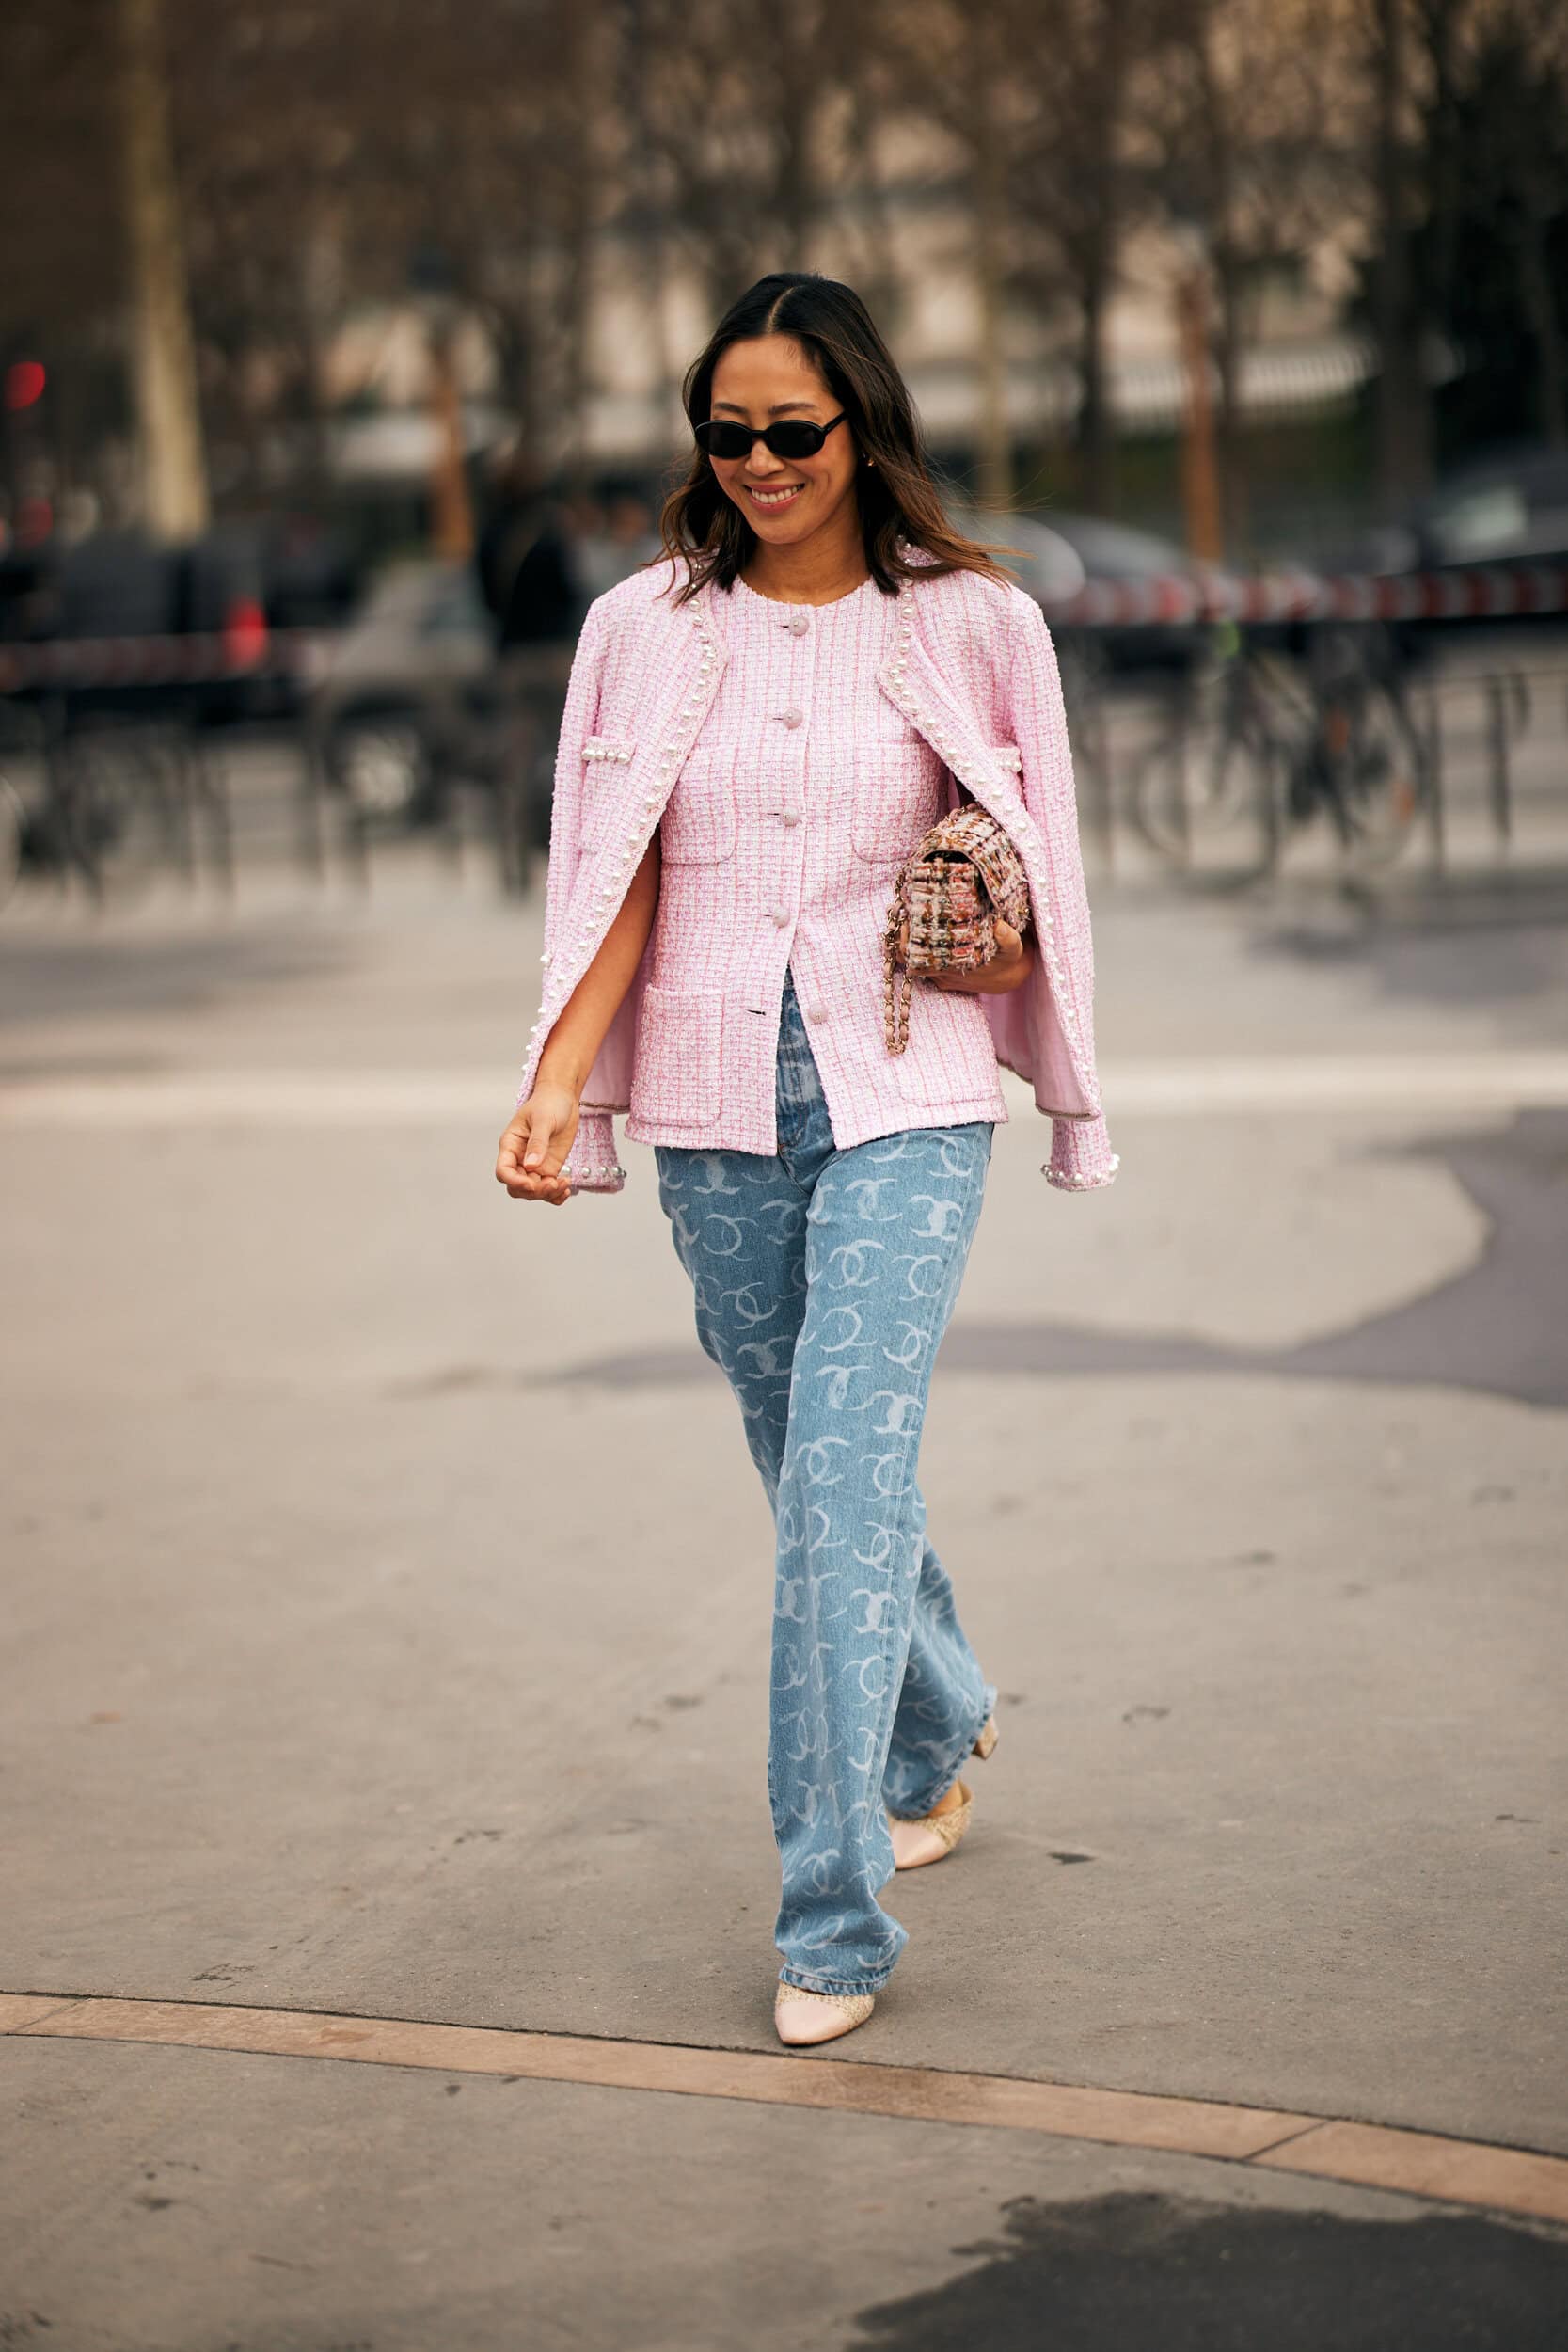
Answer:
[
  {"left": 777, "top": 707, "right": 802, "bottom": 728},
  {"left": 780, "top": 810, "right": 801, "bottom": 828},
  {"left": 806, "top": 1003, "right": 827, "bottom": 1022},
  {"left": 771, "top": 910, "right": 790, "bottom": 928},
  {"left": 787, "top": 612, "right": 809, "bottom": 636}
]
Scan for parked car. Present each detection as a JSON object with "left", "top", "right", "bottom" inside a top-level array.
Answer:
[
  {"left": 1050, "top": 512, "right": 1251, "bottom": 671},
  {"left": 1335, "top": 443, "right": 1568, "bottom": 661},
  {"left": 309, "top": 521, "right": 666, "bottom": 830},
  {"left": 1355, "top": 444, "right": 1568, "bottom": 576},
  {"left": 948, "top": 502, "right": 1229, "bottom": 673},
  {"left": 942, "top": 506, "right": 1085, "bottom": 603},
  {"left": 0, "top": 517, "right": 360, "bottom": 729},
  {"left": 304, "top": 561, "right": 513, "bottom": 827}
]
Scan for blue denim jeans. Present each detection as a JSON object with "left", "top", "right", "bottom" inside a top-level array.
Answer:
[{"left": 654, "top": 969, "right": 997, "bottom": 1995}]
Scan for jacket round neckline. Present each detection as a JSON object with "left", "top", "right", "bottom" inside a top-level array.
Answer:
[{"left": 730, "top": 569, "right": 881, "bottom": 616}]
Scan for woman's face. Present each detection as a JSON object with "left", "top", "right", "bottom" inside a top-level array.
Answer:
[{"left": 705, "top": 334, "right": 862, "bottom": 550}]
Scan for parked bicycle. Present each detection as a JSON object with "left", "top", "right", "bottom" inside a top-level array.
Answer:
[
  {"left": 0, "top": 700, "right": 198, "bottom": 913},
  {"left": 1128, "top": 624, "right": 1430, "bottom": 880}
]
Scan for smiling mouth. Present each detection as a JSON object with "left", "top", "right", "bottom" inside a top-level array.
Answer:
[{"left": 745, "top": 483, "right": 804, "bottom": 508}]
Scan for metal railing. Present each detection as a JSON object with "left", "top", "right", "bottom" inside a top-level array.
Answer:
[{"left": 4, "top": 580, "right": 1566, "bottom": 910}]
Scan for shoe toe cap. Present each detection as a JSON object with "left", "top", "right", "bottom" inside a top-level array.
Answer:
[
  {"left": 890, "top": 1819, "right": 951, "bottom": 1869},
  {"left": 774, "top": 1990, "right": 875, "bottom": 2046}
]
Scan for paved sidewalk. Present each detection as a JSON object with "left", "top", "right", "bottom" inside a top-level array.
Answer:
[{"left": 2, "top": 850, "right": 1564, "bottom": 2347}]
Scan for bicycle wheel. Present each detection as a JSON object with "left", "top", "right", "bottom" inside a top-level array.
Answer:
[
  {"left": 56, "top": 735, "right": 173, "bottom": 904},
  {"left": 1128, "top": 708, "right": 1266, "bottom": 866},
  {"left": 1328, "top": 687, "right": 1426, "bottom": 872},
  {"left": 0, "top": 772, "right": 25, "bottom": 912}
]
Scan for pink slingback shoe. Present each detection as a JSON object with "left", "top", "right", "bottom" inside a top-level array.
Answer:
[
  {"left": 774, "top": 1983, "right": 876, "bottom": 2046},
  {"left": 889, "top": 1711, "right": 999, "bottom": 1870}
]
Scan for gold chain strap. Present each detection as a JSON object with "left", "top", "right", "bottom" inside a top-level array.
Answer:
[{"left": 882, "top": 884, "right": 913, "bottom": 1056}]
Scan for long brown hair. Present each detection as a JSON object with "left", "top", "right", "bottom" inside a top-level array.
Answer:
[{"left": 651, "top": 273, "right": 1024, "bottom": 604}]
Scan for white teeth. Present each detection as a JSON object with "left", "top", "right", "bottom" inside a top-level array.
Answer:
[{"left": 750, "top": 485, "right": 802, "bottom": 505}]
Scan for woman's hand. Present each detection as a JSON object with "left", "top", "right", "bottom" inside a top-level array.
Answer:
[
  {"left": 895, "top": 916, "right": 1035, "bottom": 995},
  {"left": 496, "top": 1083, "right": 582, "bottom": 1206}
]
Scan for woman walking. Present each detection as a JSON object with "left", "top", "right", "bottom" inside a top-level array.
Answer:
[{"left": 496, "top": 274, "right": 1116, "bottom": 2047}]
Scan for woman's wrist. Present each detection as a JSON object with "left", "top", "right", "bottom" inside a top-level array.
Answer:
[
  {"left": 927, "top": 929, "right": 1034, "bottom": 996},
  {"left": 533, "top": 1047, "right": 586, "bottom": 1104}
]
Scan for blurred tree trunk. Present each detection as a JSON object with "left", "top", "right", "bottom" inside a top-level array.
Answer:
[
  {"left": 560, "top": 1, "right": 596, "bottom": 493},
  {"left": 1174, "top": 260, "right": 1224, "bottom": 559},
  {"left": 836, "top": 0, "right": 900, "bottom": 317},
  {"left": 1151, "top": 0, "right": 1354, "bottom": 554},
  {"left": 970, "top": 24, "right": 1012, "bottom": 509},
  {"left": 776, "top": 56, "right": 815, "bottom": 264},
  {"left": 1185, "top": 2, "right": 1243, "bottom": 551},
  {"left": 1212, "top": 241, "right": 1245, "bottom": 552},
  {"left": 428, "top": 313, "right": 474, "bottom": 560},
  {"left": 879, "top": 0, "right": 1026, "bottom": 505},
  {"left": 1068, "top": 150, "right": 1123, "bottom": 516},
  {"left": 1514, "top": 203, "right": 1566, "bottom": 448},
  {"left": 1417, "top": 0, "right": 1465, "bottom": 342},
  {"left": 1068, "top": 0, "right": 1130, "bottom": 516},
  {"left": 618, "top": 0, "right": 678, "bottom": 442},
  {"left": 1371, "top": 0, "right": 1431, "bottom": 507},
  {"left": 1002, "top": 0, "right": 1140, "bottom": 517},
  {"left": 1074, "top": 256, "right": 1115, "bottom": 516},
  {"left": 119, "top": 0, "right": 208, "bottom": 535}
]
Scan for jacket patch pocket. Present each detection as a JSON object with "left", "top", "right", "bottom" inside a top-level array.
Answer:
[
  {"left": 851, "top": 742, "right": 946, "bottom": 865},
  {"left": 630, "top": 984, "right": 722, "bottom": 1127},
  {"left": 660, "top": 746, "right": 736, "bottom": 865},
  {"left": 894, "top": 980, "right": 1000, "bottom": 1107}
]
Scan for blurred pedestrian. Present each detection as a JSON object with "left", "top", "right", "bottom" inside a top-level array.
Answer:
[
  {"left": 571, "top": 477, "right": 662, "bottom": 600},
  {"left": 476, "top": 450, "right": 585, "bottom": 889},
  {"left": 495, "top": 274, "right": 1116, "bottom": 2047}
]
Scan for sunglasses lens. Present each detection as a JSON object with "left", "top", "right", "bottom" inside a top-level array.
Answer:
[
  {"left": 697, "top": 422, "right": 750, "bottom": 458},
  {"left": 765, "top": 422, "right": 823, "bottom": 457}
]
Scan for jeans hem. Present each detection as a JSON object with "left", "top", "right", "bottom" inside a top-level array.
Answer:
[
  {"left": 778, "top": 1962, "right": 896, "bottom": 1997},
  {"left": 890, "top": 1680, "right": 999, "bottom": 1820}
]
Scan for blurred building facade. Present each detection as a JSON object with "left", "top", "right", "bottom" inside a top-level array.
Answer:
[{"left": 2, "top": 0, "right": 1563, "bottom": 566}]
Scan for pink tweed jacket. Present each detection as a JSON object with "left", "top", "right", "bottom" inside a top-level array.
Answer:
[{"left": 513, "top": 546, "right": 1117, "bottom": 1195}]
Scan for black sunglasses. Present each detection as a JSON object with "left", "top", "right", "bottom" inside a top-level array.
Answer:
[{"left": 695, "top": 411, "right": 847, "bottom": 462}]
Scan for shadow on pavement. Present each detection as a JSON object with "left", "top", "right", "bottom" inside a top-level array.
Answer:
[
  {"left": 523, "top": 1110, "right": 1568, "bottom": 1411},
  {"left": 843, "top": 2189, "right": 1568, "bottom": 2351},
  {"left": 1254, "top": 882, "right": 1568, "bottom": 1025},
  {"left": 0, "top": 927, "right": 349, "bottom": 1041}
]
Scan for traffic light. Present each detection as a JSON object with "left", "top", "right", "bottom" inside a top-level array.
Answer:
[{"left": 4, "top": 360, "right": 46, "bottom": 413}]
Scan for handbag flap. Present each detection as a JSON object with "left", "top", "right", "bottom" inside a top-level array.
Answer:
[{"left": 903, "top": 805, "right": 1032, "bottom": 933}]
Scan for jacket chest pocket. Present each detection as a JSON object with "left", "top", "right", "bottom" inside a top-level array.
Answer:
[
  {"left": 580, "top": 735, "right": 638, "bottom": 850},
  {"left": 850, "top": 741, "right": 947, "bottom": 865},
  {"left": 660, "top": 746, "right": 736, "bottom": 865}
]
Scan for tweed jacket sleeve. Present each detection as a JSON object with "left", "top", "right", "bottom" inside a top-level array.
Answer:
[
  {"left": 983, "top": 590, "right": 1118, "bottom": 1191},
  {"left": 509, "top": 598, "right": 628, "bottom": 1191}
]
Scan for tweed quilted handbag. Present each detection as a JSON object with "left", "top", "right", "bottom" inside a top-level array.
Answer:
[{"left": 881, "top": 801, "right": 1033, "bottom": 1055}]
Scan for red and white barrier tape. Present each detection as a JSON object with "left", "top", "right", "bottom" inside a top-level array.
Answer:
[
  {"left": 1044, "top": 563, "right": 1568, "bottom": 628},
  {"left": 1, "top": 563, "right": 1566, "bottom": 691},
  {"left": 0, "top": 628, "right": 318, "bottom": 692}
]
